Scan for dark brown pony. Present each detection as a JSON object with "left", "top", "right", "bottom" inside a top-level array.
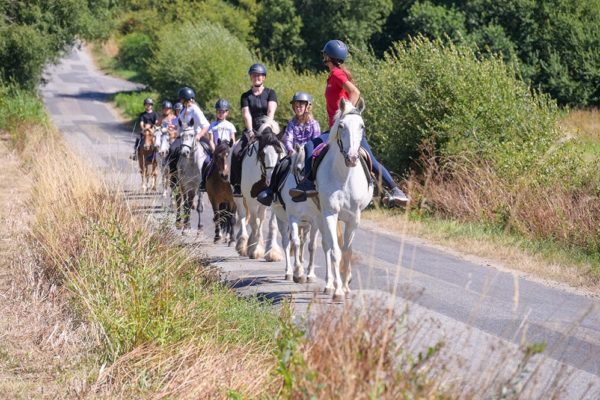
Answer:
[
  {"left": 206, "top": 139, "right": 237, "bottom": 243},
  {"left": 137, "top": 128, "right": 158, "bottom": 191}
]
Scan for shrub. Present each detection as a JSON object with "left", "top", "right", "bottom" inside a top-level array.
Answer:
[
  {"left": 118, "top": 32, "right": 154, "bottom": 73},
  {"left": 113, "top": 90, "right": 159, "bottom": 121},
  {"left": 147, "top": 22, "right": 253, "bottom": 111},
  {"left": 354, "top": 36, "right": 560, "bottom": 182}
]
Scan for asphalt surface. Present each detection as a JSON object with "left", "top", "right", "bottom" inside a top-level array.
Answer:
[{"left": 41, "top": 46, "right": 600, "bottom": 398}]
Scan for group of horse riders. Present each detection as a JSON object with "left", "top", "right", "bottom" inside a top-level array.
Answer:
[{"left": 132, "top": 39, "right": 410, "bottom": 208}]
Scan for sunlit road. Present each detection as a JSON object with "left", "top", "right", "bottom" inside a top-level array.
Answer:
[{"left": 41, "top": 46, "right": 600, "bottom": 398}]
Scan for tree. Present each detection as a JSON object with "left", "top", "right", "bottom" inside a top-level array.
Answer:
[
  {"left": 255, "top": 0, "right": 305, "bottom": 66},
  {"left": 296, "top": 0, "right": 393, "bottom": 69}
]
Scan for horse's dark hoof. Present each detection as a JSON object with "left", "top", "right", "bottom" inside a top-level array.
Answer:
[
  {"left": 324, "top": 287, "right": 334, "bottom": 295},
  {"left": 332, "top": 294, "right": 345, "bottom": 303},
  {"left": 213, "top": 236, "right": 221, "bottom": 243},
  {"left": 293, "top": 275, "right": 306, "bottom": 284},
  {"left": 198, "top": 224, "right": 204, "bottom": 230},
  {"left": 285, "top": 274, "right": 293, "bottom": 281}
]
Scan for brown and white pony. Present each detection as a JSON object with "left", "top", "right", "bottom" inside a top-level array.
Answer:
[
  {"left": 206, "top": 139, "right": 237, "bottom": 244},
  {"left": 137, "top": 127, "right": 158, "bottom": 192}
]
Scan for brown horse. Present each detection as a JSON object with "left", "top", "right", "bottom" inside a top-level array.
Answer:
[
  {"left": 137, "top": 128, "right": 158, "bottom": 192},
  {"left": 206, "top": 140, "right": 237, "bottom": 244}
]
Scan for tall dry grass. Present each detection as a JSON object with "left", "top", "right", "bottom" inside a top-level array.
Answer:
[{"left": 409, "top": 140, "right": 600, "bottom": 267}]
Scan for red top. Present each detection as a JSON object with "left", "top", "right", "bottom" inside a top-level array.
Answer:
[{"left": 325, "top": 66, "right": 349, "bottom": 128}]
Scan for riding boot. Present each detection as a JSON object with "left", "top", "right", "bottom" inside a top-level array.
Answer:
[
  {"left": 230, "top": 135, "right": 248, "bottom": 198},
  {"left": 289, "top": 177, "right": 317, "bottom": 200},
  {"left": 385, "top": 186, "right": 410, "bottom": 208},
  {"left": 257, "top": 157, "right": 285, "bottom": 206},
  {"left": 199, "top": 160, "right": 210, "bottom": 192},
  {"left": 130, "top": 138, "right": 140, "bottom": 160}
]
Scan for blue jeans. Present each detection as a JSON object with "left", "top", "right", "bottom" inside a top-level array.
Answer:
[{"left": 302, "top": 132, "right": 396, "bottom": 189}]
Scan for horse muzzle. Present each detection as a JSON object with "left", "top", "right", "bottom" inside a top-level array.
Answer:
[{"left": 345, "top": 153, "right": 359, "bottom": 167}]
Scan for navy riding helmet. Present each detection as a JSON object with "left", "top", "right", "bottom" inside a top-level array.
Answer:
[
  {"left": 248, "top": 63, "right": 267, "bottom": 76},
  {"left": 174, "top": 102, "right": 183, "bottom": 112},
  {"left": 322, "top": 40, "right": 349, "bottom": 63},
  {"left": 215, "top": 98, "right": 231, "bottom": 111},
  {"left": 178, "top": 87, "right": 195, "bottom": 101},
  {"left": 143, "top": 97, "right": 154, "bottom": 105},
  {"left": 161, "top": 100, "right": 173, "bottom": 109}
]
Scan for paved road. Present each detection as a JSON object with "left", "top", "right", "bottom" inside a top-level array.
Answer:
[{"left": 41, "top": 47, "right": 600, "bottom": 398}]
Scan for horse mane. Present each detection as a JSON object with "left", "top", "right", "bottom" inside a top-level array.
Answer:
[
  {"left": 258, "top": 126, "right": 284, "bottom": 155},
  {"left": 329, "top": 98, "right": 364, "bottom": 142},
  {"left": 256, "top": 118, "right": 280, "bottom": 136}
]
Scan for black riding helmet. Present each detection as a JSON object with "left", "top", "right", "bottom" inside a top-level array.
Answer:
[
  {"left": 248, "top": 63, "right": 267, "bottom": 76},
  {"left": 161, "top": 100, "right": 173, "bottom": 109},
  {"left": 178, "top": 87, "right": 195, "bottom": 101},
  {"left": 143, "top": 97, "right": 154, "bottom": 105},
  {"left": 290, "top": 91, "right": 313, "bottom": 104},
  {"left": 215, "top": 98, "right": 231, "bottom": 111},
  {"left": 322, "top": 40, "right": 349, "bottom": 64}
]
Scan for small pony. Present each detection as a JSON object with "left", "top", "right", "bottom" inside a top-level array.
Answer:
[
  {"left": 137, "top": 127, "right": 158, "bottom": 192},
  {"left": 206, "top": 139, "right": 237, "bottom": 244}
]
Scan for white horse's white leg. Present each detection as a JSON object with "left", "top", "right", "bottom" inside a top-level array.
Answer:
[
  {"left": 321, "top": 213, "right": 341, "bottom": 298},
  {"left": 247, "top": 204, "right": 265, "bottom": 259},
  {"left": 265, "top": 211, "right": 283, "bottom": 262},
  {"left": 290, "top": 219, "right": 305, "bottom": 283},
  {"left": 306, "top": 225, "right": 319, "bottom": 283},
  {"left": 340, "top": 219, "right": 358, "bottom": 295},
  {"left": 299, "top": 226, "right": 309, "bottom": 264},
  {"left": 275, "top": 215, "right": 292, "bottom": 280}
]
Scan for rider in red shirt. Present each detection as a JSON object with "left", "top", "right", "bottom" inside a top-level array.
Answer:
[{"left": 289, "top": 40, "right": 409, "bottom": 207}]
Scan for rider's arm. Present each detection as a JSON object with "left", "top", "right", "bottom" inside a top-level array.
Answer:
[
  {"left": 242, "top": 106, "right": 253, "bottom": 133},
  {"left": 343, "top": 80, "right": 361, "bottom": 106},
  {"left": 267, "top": 89, "right": 277, "bottom": 120}
]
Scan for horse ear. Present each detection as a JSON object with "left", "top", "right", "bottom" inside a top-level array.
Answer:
[
  {"left": 356, "top": 97, "right": 365, "bottom": 114},
  {"left": 293, "top": 143, "right": 301, "bottom": 153}
]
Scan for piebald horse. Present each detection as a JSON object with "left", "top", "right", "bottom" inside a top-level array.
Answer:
[
  {"left": 272, "top": 145, "right": 320, "bottom": 282},
  {"left": 176, "top": 127, "right": 207, "bottom": 232},
  {"left": 234, "top": 119, "right": 284, "bottom": 261},
  {"left": 316, "top": 98, "right": 373, "bottom": 301},
  {"left": 137, "top": 127, "right": 159, "bottom": 192}
]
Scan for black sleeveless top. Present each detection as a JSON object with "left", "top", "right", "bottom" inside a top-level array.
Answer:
[{"left": 240, "top": 88, "right": 277, "bottom": 131}]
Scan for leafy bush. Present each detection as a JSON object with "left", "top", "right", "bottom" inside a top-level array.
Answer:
[
  {"left": 147, "top": 22, "right": 253, "bottom": 111},
  {"left": 354, "top": 36, "right": 561, "bottom": 182},
  {"left": 113, "top": 90, "right": 159, "bottom": 121},
  {"left": 0, "top": 25, "right": 49, "bottom": 90},
  {"left": 118, "top": 32, "right": 153, "bottom": 73}
]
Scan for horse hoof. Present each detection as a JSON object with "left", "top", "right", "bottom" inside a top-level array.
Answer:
[
  {"left": 213, "top": 236, "right": 221, "bottom": 243},
  {"left": 332, "top": 294, "right": 345, "bottom": 303},
  {"left": 307, "top": 276, "right": 316, "bottom": 283},
  {"left": 293, "top": 275, "right": 306, "bottom": 284},
  {"left": 285, "top": 274, "right": 293, "bottom": 281},
  {"left": 324, "top": 287, "right": 334, "bottom": 296}
]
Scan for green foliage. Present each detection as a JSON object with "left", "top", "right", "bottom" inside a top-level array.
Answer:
[
  {"left": 373, "top": 0, "right": 600, "bottom": 107},
  {"left": 255, "top": 0, "right": 305, "bottom": 66},
  {"left": 113, "top": 90, "right": 159, "bottom": 121},
  {"left": 296, "top": 0, "right": 393, "bottom": 68},
  {"left": 0, "top": 83, "right": 47, "bottom": 148},
  {"left": 118, "top": 32, "right": 153, "bottom": 73},
  {"left": 355, "top": 37, "right": 561, "bottom": 181},
  {"left": 147, "top": 22, "right": 253, "bottom": 110},
  {"left": 0, "top": 24, "right": 49, "bottom": 90}
]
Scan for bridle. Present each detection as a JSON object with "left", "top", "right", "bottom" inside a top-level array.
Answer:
[
  {"left": 334, "top": 108, "right": 363, "bottom": 164},
  {"left": 180, "top": 128, "right": 197, "bottom": 154}
]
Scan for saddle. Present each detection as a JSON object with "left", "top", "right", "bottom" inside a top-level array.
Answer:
[{"left": 311, "top": 144, "right": 373, "bottom": 185}]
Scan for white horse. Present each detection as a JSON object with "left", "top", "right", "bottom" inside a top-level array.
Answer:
[
  {"left": 272, "top": 145, "right": 320, "bottom": 282},
  {"left": 176, "top": 127, "right": 206, "bottom": 232},
  {"left": 153, "top": 126, "right": 171, "bottom": 197},
  {"left": 234, "top": 120, "right": 284, "bottom": 261},
  {"left": 316, "top": 98, "right": 373, "bottom": 300}
]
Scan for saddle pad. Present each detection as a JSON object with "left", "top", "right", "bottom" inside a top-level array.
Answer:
[{"left": 312, "top": 142, "right": 328, "bottom": 158}]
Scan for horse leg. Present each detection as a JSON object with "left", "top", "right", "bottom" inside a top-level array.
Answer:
[
  {"left": 340, "top": 220, "right": 358, "bottom": 295},
  {"left": 275, "top": 216, "right": 292, "bottom": 281},
  {"left": 306, "top": 225, "right": 319, "bottom": 283},
  {"left": 320, "top": 213, "right": 341, "bottom": 298},
  {"left": 289, "top": 219, "right": 305, "bottom": 283},
  {"left": 247, "top": 205, "right": 265, "bottom": 259},
  {"left": 234, "top": 197, "right": 248, "bottom": 256},
  {"left": 264, "top": 210, "right": 283, "bottom": 262},
  {"left": 196, "top": 191, "right": 204, "bottom": 230},
  {"left": 150, "top": 160, "right": 157, "bottom": 191}
]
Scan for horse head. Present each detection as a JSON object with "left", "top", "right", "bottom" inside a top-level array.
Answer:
[
  {"left": 158, "top": 127, "right": 170, "bottom": 157},
  {"left": 332, "top": 97, "right": 365, "bottom": 168},
  {"left": 142, "top": 128, "right": 155, "bottom": 151},
  {"left": 257, "top": 124, "right": 284, "bottom": 186},
  {"left": 292, "top": 143, "right": 306, "bottom": 179},
  {"left": 180, "top": 127, "right": 196, "bottom": 158},
  {"left": 152, "top": 126, "right": 164, "bottom": 152},
  {"left": 214, "top": 140, "right": 232, "bottom": 182}
]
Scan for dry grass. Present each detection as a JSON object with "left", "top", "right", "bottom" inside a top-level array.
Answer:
[
  {"left": 560, "top": 108, "right": 600, "bottom": 141},
  {"left": 0, "top": 131, "right": 96, "bottom": 399}
]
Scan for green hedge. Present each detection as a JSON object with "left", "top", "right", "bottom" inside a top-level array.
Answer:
[
  {"left": 118, "top": 32, "right": 153, "bottom": 73},
  {"left": 355, "top": 36, "right": 561, "bottom": 181}
]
